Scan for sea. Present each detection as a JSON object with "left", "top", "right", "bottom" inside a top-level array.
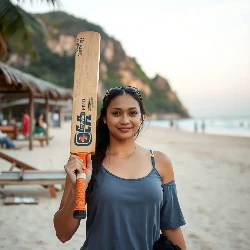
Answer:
[{"left": 145, "top": 116, "right": 250, "bottom": 138}]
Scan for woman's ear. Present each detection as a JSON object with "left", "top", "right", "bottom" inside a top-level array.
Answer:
[{"left": 140, "top": 115, "right": 145, "bottom": 125}]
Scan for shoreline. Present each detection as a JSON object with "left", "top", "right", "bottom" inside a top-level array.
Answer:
[
  {"left": 143, "top": 123, "right": 250, "bottom": 140},
  {"left": 146, "top": 117, "right": 250, "bottom": 139}
]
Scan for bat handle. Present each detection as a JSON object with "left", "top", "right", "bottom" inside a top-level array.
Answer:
[{"left": 73, "top": 152, "right": 88, "bottom": 219}]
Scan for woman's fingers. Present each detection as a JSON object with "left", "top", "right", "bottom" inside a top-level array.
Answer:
[{"left": 65, "top": 155, "right": 84, "bottom": 175}]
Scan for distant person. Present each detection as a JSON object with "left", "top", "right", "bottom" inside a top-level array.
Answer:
[
  {"left": 0, "top": 130, "right": 22, "bottom": 150},
  {"left": 22, "top": 110, "right": 30, "bottom": 138},
  {"left": 169, "top": 119, "right": 174, "bottom": 129},
  {"left": 194, "top": 121, "right": 198, "bottom": 133},
  {"left": 53, "top": 112, "right": 59, "bottom": 128},
  {"left": 34, "top": 113, "right": 47, "bottom": 136},
  {"left": 201, "top": 121, "right": 206, "bottom": 133}
]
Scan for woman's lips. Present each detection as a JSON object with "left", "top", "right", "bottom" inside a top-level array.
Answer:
[{"left": 118, "top": 128, "right": 131, "bottom": 132}]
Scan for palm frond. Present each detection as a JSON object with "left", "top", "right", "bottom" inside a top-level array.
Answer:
[
  {"left": 0, "top": 0, "right": 50, "bottom": 61},
  {"left": 15, "top": 0, "right": 61, "bottom": 7}
]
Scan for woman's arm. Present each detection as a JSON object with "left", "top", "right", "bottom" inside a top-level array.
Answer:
[
  {"left": 154, "top": 151, "right": 186, "bottom": 249},
  {"left": 53, "top": 175, "right": 80, "bottom": 243},
  {"left": 162, "top": 228, "right": 186, "bottom": 250}
]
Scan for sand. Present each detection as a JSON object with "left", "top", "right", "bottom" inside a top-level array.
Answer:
[{"left": 0, "top": 122, "right": 249, "bottom": 250}]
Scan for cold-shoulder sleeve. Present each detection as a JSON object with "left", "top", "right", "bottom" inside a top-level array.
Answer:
[{"left": 160, "top": 180, "right": 186, "bottom": 230}]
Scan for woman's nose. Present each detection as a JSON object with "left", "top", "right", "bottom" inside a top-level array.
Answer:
[{"left": 120, "top": 114, "right": 130, "bottom": 124}]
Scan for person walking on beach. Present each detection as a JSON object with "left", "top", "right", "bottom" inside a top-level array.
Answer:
[
  {"left": 201, "top": 121, "right": 206, "bottom": 133},
  {"left": 194, "top": 121, "right": 198, "bottom": 133},
  {"left": 54, "top": 86, "right": 186, "bottom": 250},
  {"left": 52, "top": 112, "right": 59, "bottom": 128}
]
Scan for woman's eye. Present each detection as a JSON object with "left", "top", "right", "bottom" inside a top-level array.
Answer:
[
  {"left": 112, "top": 112, "right": 121, "bottom": 116},
  {"left": 130, "top": 111, "right": 138, "bottom": 116}
]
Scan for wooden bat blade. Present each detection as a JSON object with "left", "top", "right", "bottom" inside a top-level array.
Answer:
[{"left": 70, "top": 31, "right": 100, "bottom": 155}]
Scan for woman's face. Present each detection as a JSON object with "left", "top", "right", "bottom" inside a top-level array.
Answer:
[{"left": 104, "top": 94, "right": 142, "bottom": 141}]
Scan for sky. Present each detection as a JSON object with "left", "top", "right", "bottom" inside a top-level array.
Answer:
[{"left": 17, "top": 0, "right": 250, "bottom": 118}]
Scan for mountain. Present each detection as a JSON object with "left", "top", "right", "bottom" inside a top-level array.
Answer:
[{"left": 7, "top": 11, "right": 189, "bottom": 118}]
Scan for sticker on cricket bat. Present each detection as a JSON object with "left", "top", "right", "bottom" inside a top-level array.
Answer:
[{"left": 74, "top": 112, "right": 92, "bottom": 146}]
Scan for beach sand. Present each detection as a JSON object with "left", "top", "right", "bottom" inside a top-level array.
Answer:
[{"left": 0, "top": 122, "right": 249, "bottom": 250}]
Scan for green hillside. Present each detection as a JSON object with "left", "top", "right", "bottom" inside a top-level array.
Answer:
[{"left": 9, "top": 11, "right": 189, "bottom": 118}]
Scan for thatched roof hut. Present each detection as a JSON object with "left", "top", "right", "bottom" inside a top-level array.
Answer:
[
  {"left": 0, "top": 62, "right": 73, "bottom": 150},
  {"left": 0, "top": 61, "right": 72, "bottom": 99}
]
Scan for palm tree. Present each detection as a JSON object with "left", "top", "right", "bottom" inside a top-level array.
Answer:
[{"left": 0, "top": 0, "right": 60, "bottom": 61}]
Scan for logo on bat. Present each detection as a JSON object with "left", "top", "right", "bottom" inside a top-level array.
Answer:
[{"left": 74, "top": 112, "right": 92, "bottom": 146}]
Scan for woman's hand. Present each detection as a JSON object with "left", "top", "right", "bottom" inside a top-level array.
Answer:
[{"left": 64, "top": 154, "right": 92, "bottom": 188}]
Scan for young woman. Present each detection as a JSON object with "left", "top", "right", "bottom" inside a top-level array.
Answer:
[
  {"left": 54, "top": 86, "right": 186, "bottom": 250},
  {"left": 34, "top": 113, "right": 47, "bottom": 135}
]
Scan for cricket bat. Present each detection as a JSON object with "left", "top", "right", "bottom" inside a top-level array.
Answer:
[{"left": 70, "top": 31, "right": 100, "bottom": 219}]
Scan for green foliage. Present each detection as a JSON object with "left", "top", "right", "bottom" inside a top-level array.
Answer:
[
  {"left": 0, "top": 0, "right": 51, "bottom": 60},
  {"left": 102, "top": 66, "right": 123, "bottom": 89},
  {"left": 35, "top": 12, "right": 108, "bottom": 39},
  {"left": 14, "top": 38, "right": 75, "bottom": 88},
  {"left": 132, "top": 58, "right": 151, "bottom": 84}
]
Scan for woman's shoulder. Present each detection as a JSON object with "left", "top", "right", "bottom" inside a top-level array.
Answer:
[{"left": 152, "top": 150, "right": 174, "bottom": 184}]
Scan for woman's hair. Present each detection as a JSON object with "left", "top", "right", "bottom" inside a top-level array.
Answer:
[{"left": 86, "top": 86, "right": 146, "bottom": 200}]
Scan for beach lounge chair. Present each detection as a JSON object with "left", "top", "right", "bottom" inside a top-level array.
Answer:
[
  {"left": 0, "top": 151, "right": 66, "bottom": 198},
  {"left": 0, "top": 170, "right": 66, "bottom": 198},
  {"left": 0, "top": 151, "right": 36, "bottom": 171}
]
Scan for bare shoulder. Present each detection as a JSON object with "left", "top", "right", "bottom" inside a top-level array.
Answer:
[{"left": 153, "top": 151, "right": 174, "bottom": 184}]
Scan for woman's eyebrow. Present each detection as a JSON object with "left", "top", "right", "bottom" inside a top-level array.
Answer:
[{"left": 111, "top": 107, "right": 138, "bottom": 110}]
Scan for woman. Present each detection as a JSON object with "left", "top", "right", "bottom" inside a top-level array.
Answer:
[
  {"left": 34, "top": 113, "right": 46, "bottom": 135},
  {"left": 54, "top": 86, "right": 186, "bottom": 250}
]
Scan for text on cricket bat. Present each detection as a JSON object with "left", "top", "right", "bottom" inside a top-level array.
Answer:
[
  {"left": 76, "top": 37, "right": 84, "bottom": 56},
  {"left": 74, "top": 97, "right": 94, "bottom": 146}
]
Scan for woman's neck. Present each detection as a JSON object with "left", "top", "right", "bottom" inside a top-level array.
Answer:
[{"left": 108, "top": 138, "right": 137, "bottom": 158}]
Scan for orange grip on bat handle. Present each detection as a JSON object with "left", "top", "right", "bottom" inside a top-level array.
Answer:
[{"left": 73, "top": 152, "right": 88, "bottom": 219}]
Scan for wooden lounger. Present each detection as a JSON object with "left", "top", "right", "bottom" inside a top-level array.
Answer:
[
  {"left": 0, "top": 170, "right": 66, "bottom": 198},
  {"left": 10, "top": 136, "right": 54, "bottom": 148},
  {"left": 0, "top": 151, "right": 37, "bottom": 171},
  {"left": 0, "top": 151, "right": 66, "bottom": 198}
]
